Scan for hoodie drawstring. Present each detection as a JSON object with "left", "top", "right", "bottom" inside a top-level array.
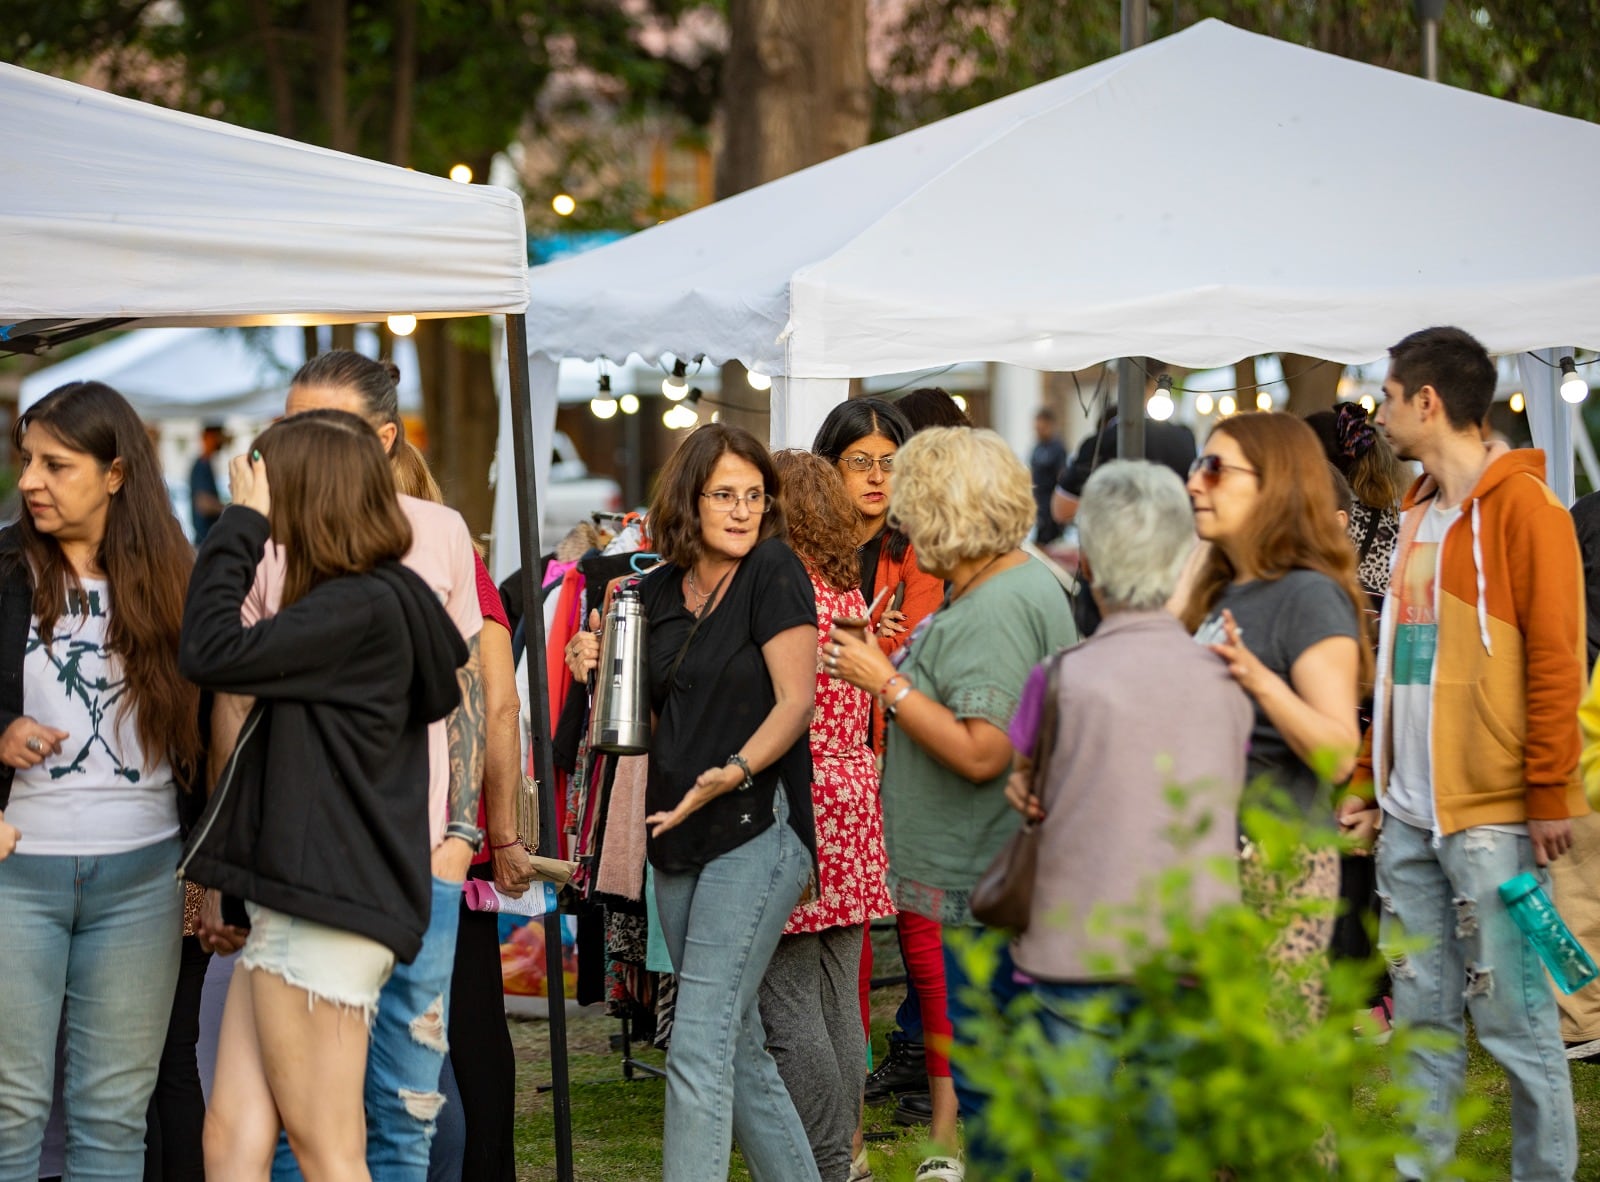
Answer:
[{"left": 1470, "top": 500, "right": 1492, "bottom": 656}]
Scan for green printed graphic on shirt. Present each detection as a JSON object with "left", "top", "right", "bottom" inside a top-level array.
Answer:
[{"left": 1392, "top": 541, "right": 1441, "bottom": 688}]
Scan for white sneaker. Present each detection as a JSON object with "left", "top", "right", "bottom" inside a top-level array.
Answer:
[
  {"left": 847, "top": 1148, "right": 874, "bottom": 1182},
  {"left": 914, "top": 1156, "right": 965, "bottom": 1182},
  {"left": 1565, "top": 1037, "right": 1600, "bottom": 1061}
]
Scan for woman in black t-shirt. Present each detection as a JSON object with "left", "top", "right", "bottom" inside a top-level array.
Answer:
[{"left": 566, "top": 423, "right": 820, "bottom": 1182}]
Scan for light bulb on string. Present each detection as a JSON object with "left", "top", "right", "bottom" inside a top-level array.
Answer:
[
  {"left": 591, "top": 373, "right": 617, "bottom": 419},
  {"left": 1561, "top": 356, "right": 1588, "bottom": 404},
  {"left": 619, "top": 394, "right": 640, "bottom": 415},
  {"left": 1359, "top": 394, "right": 1376, "bottom": 414},
  {"left": 1194, "top": 392, "right": 1215, "bottom": 416},
  {"left": 662, "top": 359, "right": 689, "bottom": 400},
  {"left": 746, "top": 368, "right": 773, "bottom": 391},
  {"left": 662, "top": 403, "right": 699, "bottom": 430},
  {"left": 386, "top": 314, "right": 417, "bottom": 336},
  {"left": 449, "top": 163, "right": 473, "bottom": 184},
  {"left": 1147, "top": 374, "right": 1175, "bottom": 422},
  {"left": 1218, "top": 395, "right": 1237, "bottom": 417},
  {"left": 552, "top": 193, "right": 576, "bottom": 217},
  {"left": 952, "top": 394, "right": 969, "bottom": 413},
  {"left": 1510, "top": 391, "right": 1526, "bottom": 414},
  {"left": 1255, "top": 390, "right": 1273, "bottom": 411}
]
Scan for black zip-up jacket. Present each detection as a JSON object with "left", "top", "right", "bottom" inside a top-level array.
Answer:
[
  {"left": 177, "top": 508, "right": 467, "bottom": 962},
  {"left": 0, "top": 530, "right": 210, "bottom": 824}
]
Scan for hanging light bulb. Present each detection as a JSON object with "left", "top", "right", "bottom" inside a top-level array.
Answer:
[
  {"left": 551, "top": 193, "right": 577, "bottom": 217},
  {"left": 662, "top": 359, "right": 689, "bottom": 400},
  {"left": 1218, "top": 395, "right": 1237, "bottom": 417},
  {"left": 1194, "top": 392, "right": 1215, "bottom": 416},
  {"left": 449, "top": 163, "right": 473, "bottom": 184},
  {"left": 662, "top": 403, "right": 699, "bottom": 430},
  {"left": 619, "top": 393, "right": 640, "bottom": 415},
  {"left": 1510, "top": 391, "right": 1526, "bottom": 414},
  {"left": 952, "top": 394, "right": 969, "bottom": 413},
  {"left": 1561, "top": 356, "right": 1588, "bottom": 404},
  {"left": 746, "top": 368, "right": 773, "bottom": 391},
  {"left": 1255, "top": 390, "right": 1273, "bottom": 412},
  {"left": 1147, "top": 374, "right": 1175, "bottom": 422},
  {"left": 386, "top": 314, "right": 417, "bottom": 336},
  {"left": 591, "top": 373, "right": 617, "bottom": 419},
  {"left": 1359, "top": 394, "right": 1376, "bottom": 414}
]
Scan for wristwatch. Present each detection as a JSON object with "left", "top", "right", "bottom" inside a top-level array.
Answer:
[
  {"left": 726, "top": 753, "right": 754, "bottom": 791},
  {"left": 445, "top": 822, "right": 485, "bottom": 854}
]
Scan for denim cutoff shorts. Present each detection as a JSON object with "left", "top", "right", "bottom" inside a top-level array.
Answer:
[{"left": 240, "top": 901, "right": 396, "bottom": 1020}]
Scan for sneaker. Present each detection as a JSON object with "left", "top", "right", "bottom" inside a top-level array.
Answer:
[
  {"left": 914, "top": 1156, "right": 964, "bottom": 1181},
  {"left": 1565, "top": 1037, "right": 1600, "bottom": 1062},
  {"left": 847, "top": 1148, "right": 873, "bottom": 1182},
  {"left": 864, "top": 1038, "right": 927, "bottom": 1102},
  {"left": 893, "top": 1090, "right": 932, "bottom": 1126}
]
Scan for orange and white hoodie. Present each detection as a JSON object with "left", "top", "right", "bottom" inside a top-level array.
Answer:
[{"left": 1351, "top": 449, "right": 1589, "bottom": 835}]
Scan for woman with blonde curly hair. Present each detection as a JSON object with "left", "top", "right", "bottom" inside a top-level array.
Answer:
[
  {"left": 761, "top": 451, "right": 894, "bottom": 1182},
  {"left": 830, "top": 428, "right": 1076, "bottom": 1181}
]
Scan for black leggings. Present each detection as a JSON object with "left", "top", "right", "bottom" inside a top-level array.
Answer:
[
  {"left": 447, "top": 897, "right": 517, "bottom": 1182},
  {"left": 144, "top": 935, "right": 211, "bottom": 1182}
]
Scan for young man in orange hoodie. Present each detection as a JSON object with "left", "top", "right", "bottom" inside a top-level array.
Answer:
[{"left": 1341, "top": 326, "right": 1587, "bottom": 1181}]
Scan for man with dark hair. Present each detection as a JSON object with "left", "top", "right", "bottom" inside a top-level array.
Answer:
[
  {"left": 1346, "top": 325, "right": 1586, "bottom": 1181},
  {"left": 1029, "top": 407, "right": 1067, "bottom": 545},
  {"left": 188, "top": 422, "right": 229, "bottom": 542}
]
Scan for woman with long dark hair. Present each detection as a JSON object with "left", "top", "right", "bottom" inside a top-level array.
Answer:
[
  {"left": 1181, "top": 412, "right": 1371, "bottom": 975},
  {"left": 179, "top": 410, "right": 467, "bottom": 1178},
  {"left": 0, "top": 381, "right": 201, "bottom": 1180}
]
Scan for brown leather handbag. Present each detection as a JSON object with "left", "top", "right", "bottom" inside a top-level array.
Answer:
[{"left": 970, "top": 649, "right": 1066, "bottom": 933}]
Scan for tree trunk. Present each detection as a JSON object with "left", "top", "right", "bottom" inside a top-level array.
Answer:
[
  {"left": 313, "top": 0, "right": 351, "bottom": 152},
  {"left": 388, "top": 0, "right": 417, "bottom": 167},
  {"left": 716, "top": 0, "right": 869, "bottom": 438},
  {"left": 250, "top": 0, "right": 296, "bottom": 138},
  {"left": 1280, "top": 352, "right": 1341, "bottom": 416}
]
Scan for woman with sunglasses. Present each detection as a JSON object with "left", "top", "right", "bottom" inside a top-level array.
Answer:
[
  {"left": 566, "top": 423, "right": 820, "bottom": 1182},
  {"left": 1181, "top": 413, "right": 1372, "bottom": 977}
]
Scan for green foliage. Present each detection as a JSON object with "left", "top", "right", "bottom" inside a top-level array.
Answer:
[{"left": 919, "top": 790, "right": 1487, "bottom": 1181}]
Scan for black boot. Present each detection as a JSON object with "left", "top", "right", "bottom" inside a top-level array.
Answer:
[
  {"left": 865, "top": 1038, "right": 927, "bottom": 1103},
  {"left": 893, "top": 1090, "right": 933, "bottom": 1126}
]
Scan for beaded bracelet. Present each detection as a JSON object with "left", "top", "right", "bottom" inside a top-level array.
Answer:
[
  {"left": 883, "top": 684, "right": 913, "bottom": 722},
  {"left": 878, "top": 673, "right": 908, "bottom": 699}
]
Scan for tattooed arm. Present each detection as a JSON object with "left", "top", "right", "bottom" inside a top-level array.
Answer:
[{"left": 430, "top": 632, "right": 485, "bottom": 882}]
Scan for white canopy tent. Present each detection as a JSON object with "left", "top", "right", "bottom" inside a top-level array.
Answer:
[
  {"left": 1, "top": 62, "right": 579, "bottom": 1177},
  {"left": 504, "top": 16, "right": 1600, "bottom": 548}
]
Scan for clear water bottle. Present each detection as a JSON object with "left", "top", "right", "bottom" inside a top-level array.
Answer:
[{"left": 1499, "top": 872, "right": 1599, "bottom": 994}]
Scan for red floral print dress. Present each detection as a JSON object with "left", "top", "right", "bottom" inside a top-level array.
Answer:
[{"left": 786, "top": 576, "right": 895, "bottom": 934}]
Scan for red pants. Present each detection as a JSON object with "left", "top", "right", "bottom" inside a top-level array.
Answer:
[{"left": 858, "top": 910, "right": 951, "bottom": 1077}]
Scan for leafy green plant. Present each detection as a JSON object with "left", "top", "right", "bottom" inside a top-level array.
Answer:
[{"left": 907, "top": 787, "right": 1487, "bottom": 1181}]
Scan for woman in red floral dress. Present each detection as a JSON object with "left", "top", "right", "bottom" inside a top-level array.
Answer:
[{"left": 760, "top": 451, "right": 894, "bottom": 1182}]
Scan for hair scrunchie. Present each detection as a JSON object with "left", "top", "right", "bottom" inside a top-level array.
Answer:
[{"left": 1334, "top": 401, "right": 1377, "bottom": 460}]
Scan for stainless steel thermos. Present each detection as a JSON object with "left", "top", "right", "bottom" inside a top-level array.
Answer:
[{"left": 588, "top": 585, "right": 651, "bottom": 755}]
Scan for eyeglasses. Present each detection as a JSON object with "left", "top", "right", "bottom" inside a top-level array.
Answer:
[
  {"left": 1188, "top": 454, "right": 1259, "bottom": 484},
  {"left": 838, "top": 454, "right": 894, "bottom": 473},
  {"left": 701, "top": 490, "right": 774, "bottom": 514}
]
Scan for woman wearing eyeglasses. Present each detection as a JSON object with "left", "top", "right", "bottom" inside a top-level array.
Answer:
[
  {"left": 565, "top": 423, "right": 821, "bottom": 1182},
  {"left": 1180, "top": 413, "right": 1372, "bottom": 976}
]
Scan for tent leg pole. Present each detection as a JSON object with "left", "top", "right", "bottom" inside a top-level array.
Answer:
[
  {"left": 506, "top": 314, "right": 574, "bottom": 1182},
  {"left": 1116, "top": 357, "right": 1145, "bottom": 461}
]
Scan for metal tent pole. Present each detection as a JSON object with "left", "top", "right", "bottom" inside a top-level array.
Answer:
[
  {"left": 1116, "top": 0, "right": 1149, "bottom": 462},
  {"left": 1417, "top": 0, "right": 1444, "bottom": 82},
  {"left": 505, "top": 313, "right": 574, "bottom": 1182}
]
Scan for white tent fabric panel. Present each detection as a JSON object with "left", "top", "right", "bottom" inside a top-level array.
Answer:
[
  {"left": 788, "top": 21, "right": 1600, "bottom": 375},
  {"left": 0, "top": 63, "right": 528, "bottom": 326}
]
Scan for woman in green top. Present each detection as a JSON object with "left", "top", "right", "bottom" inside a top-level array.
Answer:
[{"left": 830, "top": 427, "right": 1076, "bottom": 1182}]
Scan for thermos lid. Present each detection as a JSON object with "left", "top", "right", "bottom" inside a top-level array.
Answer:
[{"left": 1498, "top": 872, "right": 1540, "bottom": 905}]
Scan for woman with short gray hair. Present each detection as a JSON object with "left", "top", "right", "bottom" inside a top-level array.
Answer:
[{"left": 1001, "top": 461, "right": 1253, "bottom": 1176}]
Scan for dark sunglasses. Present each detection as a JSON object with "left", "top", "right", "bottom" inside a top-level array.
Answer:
[{"left": 1189, "top": 453, "right": 1259, "bottom": 483}]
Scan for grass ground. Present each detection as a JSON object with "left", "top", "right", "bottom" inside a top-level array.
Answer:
[{"left": 508, "top": 932, "right": 1600, "bottom": 1180}]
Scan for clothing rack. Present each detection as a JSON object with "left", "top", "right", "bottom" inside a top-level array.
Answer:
[{"left": 617, "top": 1012, "right": 667, "bottom": 1082}]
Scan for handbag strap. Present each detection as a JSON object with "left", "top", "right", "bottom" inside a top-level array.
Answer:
[{"left": 1025, "top": 649, "right": 1069, "bottom": 801}]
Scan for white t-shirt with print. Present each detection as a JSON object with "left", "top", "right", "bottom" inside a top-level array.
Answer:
[{"left": 6, "top": 577, "right": 176, "bottom": 855}]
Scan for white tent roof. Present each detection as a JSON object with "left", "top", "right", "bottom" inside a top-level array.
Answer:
[
  {"left": 0, "top": 62, "right": 528, "bottom": 333},
  {"left": 16, "top": 327, "right": 424, "bottom": 420},
  {"left": 523, "top": 19, "right": 1600, "bottom": 379}
]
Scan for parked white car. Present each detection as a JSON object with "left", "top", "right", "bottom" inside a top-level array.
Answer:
[{"left": 543, "top": 430, "right": 623, "bottom": 543}]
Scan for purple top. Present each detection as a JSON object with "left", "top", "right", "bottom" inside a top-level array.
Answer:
[{"left": 1009, "top": 662, "right": 1050, "bottom": 753}]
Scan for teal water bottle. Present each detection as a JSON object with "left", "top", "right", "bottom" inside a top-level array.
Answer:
[{"left": 1499, "top": 872, "right": 1599, "bottom": 994}]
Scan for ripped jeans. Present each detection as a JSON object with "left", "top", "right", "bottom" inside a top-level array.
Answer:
[
  {"left": 1377, "top": 817, "right": 1575, "bottom": 1182},
  {"left": 273, "top": 875, "right": 462, "bottom": 1182}
]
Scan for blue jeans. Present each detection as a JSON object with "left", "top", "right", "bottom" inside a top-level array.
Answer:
[
  {"left": 0, "top": 837, "right": 183, "bottom": 1182},
  {"left": 653, "top": 792, "right": 817, "bottom": 1182},
  {"left": 942, "top": 926, "right": 1024, "bottom": 1177},
  {"left": 273, "top": 875, "right": 463, "bottom": 1182},
  {"left": 1378, "top": 818, "right": 1576, "bottom": 1181}
]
